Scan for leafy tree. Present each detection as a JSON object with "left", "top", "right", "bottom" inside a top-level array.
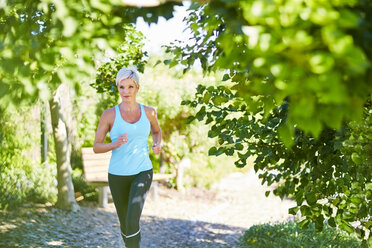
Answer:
[
  {"left": 166, "top": 0, "right": 372, "bottom": 140},
  {"left": 0, "top": 1, "right": 180, "bottom": 108},
  {"left": 183, "top": 84, "right": 371, "bottom": 244},
  {"left": 0, "top": 0, "right": 181, "bottom": 210},
  {"left": 165, "top": 0, "right": 372, "bottom": 245}
]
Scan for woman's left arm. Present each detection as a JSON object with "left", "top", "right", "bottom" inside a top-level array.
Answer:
[{"left": 145, "top": 106, "right": 162, "bottom": 154}]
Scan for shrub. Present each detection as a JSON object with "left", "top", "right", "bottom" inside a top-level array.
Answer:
[
  {"left": 0, "top": 106, "right": 57, "bottom": 209},
  {"left": 71, "top": 169, "right": 98, "bottom": 202},
  {"left": 240, "top": 221, "right": 362, "bottom": 248}
]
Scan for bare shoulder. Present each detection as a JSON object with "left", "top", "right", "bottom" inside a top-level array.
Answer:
[
  {"left": 100, "top": 107, "right": 115, "bottom": 123},
  {"left": 143, "top": 105, "right": 157, "bottom": 120}
]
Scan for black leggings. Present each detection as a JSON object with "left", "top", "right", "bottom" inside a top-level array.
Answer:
[{"left": 108, "top": 169, "right": 153, "bottom": 248}]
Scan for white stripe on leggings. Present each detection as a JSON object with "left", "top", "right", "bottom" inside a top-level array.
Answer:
[{"left": 122, "top": 229, "right": 141, "bottom": 238}]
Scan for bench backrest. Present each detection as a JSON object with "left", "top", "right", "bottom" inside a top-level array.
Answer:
[{"left": 81, "top": 147, "right": 111, "bottom": 183}]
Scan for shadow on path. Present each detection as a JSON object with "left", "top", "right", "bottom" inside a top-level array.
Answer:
[
  {"left": 141, "top": 215, "right": 245, "bottom": 248},
  {"left": 0, "top": 205, "right": 245, "bottom": 248}
]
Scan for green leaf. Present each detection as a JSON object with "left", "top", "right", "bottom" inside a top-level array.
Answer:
[
  {"left": 345, "top": 47, "right": 370, "bottom": 75},
  {"left": 288, "top": 206, "right": 299, "bottom": 215},
  {"left": 154, "top": 60, "right": 162, "bottom": 66},
  {"left": 351, "top": 153, "right": 363, "bottom": 165},
  {"left": 216, "top": 147, "right": 226, "bottom": 156},
  {"left": 235, "top": 143, "right": 243, "bottom": 151},
  {"left": 305, "top": 192, "right": 317, "bottom": 206},
  {"left": 197, "top": 85, "right": 207, "bottom": 94},
  {"left": 226, "top": 148, "right": 234, "bottom": 156},
  {"left": 328, "top": 217, "right": 336, "bottom": 227},
  {"left": 208, "top": 147, "right": 217, "bottom": 156},
  {"left": 365, "top": 183, "right": 372, "bottom": 191},
  {"left": 196, "top": 106, "right": 206, "bottom": 121},
  {"left": 181, "top": 100, "right": 190, "bottom": 105},
  {"left": 339, "top": 220, "right": 354, "bottom": 234},
  {"left": 315, "top": 215, "right": 324, "bottom": 232},
  {"left": 333, "top": 139, "right": 343, "bottom": 150},
  {"left": 0, "top": 82, "right": 9, "bottom": 98},
  {"left": 278, "top": 124, "right": 294, "bottom": 148},
  {"left": 169, "top": 60, "right": 178, "bottom": 68},
  {"left": 208, "top": 129, "right": 219, "bottom": 138},
  {"left": 319, "top": 105, "right": 344, "bottom": 130},
  {"left": 309, "top": 52, "right": 335, "bottom": 74},
  {"left": 222, "top": 73, "right": 230, "bottom": 81},
  {"left": 338, "top": 9, "right": 360, "bottom": 28},
  {"left": 186, "top": 115, "right": 195, "bottom": 124},
  {"left": 298, "top": 218, "right": 311, "bottom": 230},
  {"left": 212, "top": 95, "right": 228, "bottom": 106},
  {"left": 300, "top": 205, "right": 311, "bottom": 216},
  {"left": 91, "top": 0, "right": 111, "bottom": 13},
  {"left": 202, "top": 92, "right": 211, "bottom": 103},
  {"left": 205, "top": 116, "right": 214, "bottom": 124}
]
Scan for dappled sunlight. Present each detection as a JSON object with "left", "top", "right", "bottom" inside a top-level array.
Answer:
[
  {"left": 0, "top": 205, "right": 122, "bottom": 247},
  {"left": 140, "top": 216, "right": 245, "bottom": 247},
  {"left": 0, "top": 223, "right": 17, "bottom": 232},
  {"left": 0, "top": 203, "right": 247, "bottom": 248},
  {"left": 1, "top": 0, "right": 370, "bottom": 245},
  {"left": 46, "top": 240, "right": 64, "bottom": 246},
  {"left": 142, "top": 170, "right": 295, "bottom": 229},
  {"left": 0, "top": 171, "right": 295, "bottom": 247}
]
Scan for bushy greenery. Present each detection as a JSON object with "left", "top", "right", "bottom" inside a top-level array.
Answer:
[
  {"left": 0, "top": 0, "right": 180, "bottom": 109},
  {"left": 184, "top": 84, "right": 371, "bottom": 243},
  {"left": 342, "top": 102, "right": 372, "bottom": 173},
  {"left": 166, "top": 0, "right": 372, "bottom": 139},
  {"left": 0, "top": 0, "right": 181, "bottom": 210},
  {"left": 71, "top": 169, "right": 98, "bottom": 202},
  {"left": 240, "top": 221, "right": 362, "bottom": 248},
  {"left": 166, "top": 0, "right": 372, "bottom": 242},
  {"left": 0, "top": 106, "right": 57, "bottom": 209}
]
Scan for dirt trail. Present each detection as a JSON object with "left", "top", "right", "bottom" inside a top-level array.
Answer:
[
  {"left": 0, "top": 170, "right": 295, "bottom": 248},
  {"left": 140, "top": 170, "right": 295, "bottom": 248}
]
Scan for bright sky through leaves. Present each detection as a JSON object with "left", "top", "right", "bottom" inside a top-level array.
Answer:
[{"left": 136, "top": 3, "right": 192, "bottom": 55}]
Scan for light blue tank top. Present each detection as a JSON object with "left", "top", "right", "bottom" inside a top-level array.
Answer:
[{"left": 108, "top": 104, "right": 152, "bottom": 176}]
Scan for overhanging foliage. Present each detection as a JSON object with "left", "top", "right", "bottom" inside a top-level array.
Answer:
[{"left": 166, "top": 0, "right": 372, "bottom": 140}]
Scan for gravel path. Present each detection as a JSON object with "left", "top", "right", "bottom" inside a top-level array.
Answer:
[{"left": 0, "top": 170, "right": 295, "bottom": 248}]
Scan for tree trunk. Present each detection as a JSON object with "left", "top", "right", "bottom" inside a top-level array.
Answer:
[
  {"left": 49, "top": 83, "right": 79, "bottom": 211},
  {"left": 40, "top": 101, "right": 48, "bottom": 164},
  {"left": 159, "top": 150, "right": 166, "bottom": 174},
  {"left": 65, "top": 91, "right": 81, "bottom": 170}
]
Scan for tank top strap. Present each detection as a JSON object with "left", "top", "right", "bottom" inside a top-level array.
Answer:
[
  {"left": 140, "top": 103, "right": 144, "bottom": 113},
  {"left": 114, "top": 105, "right": 120, "bottom": 121}
]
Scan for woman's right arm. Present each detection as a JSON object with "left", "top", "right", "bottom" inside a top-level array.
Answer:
[{"left": 93, "top": 109, "right": 117, "bottom": 153}]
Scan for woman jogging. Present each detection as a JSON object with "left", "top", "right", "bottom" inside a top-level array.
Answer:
[{"left": 93, "top": 66, "right": 162, "bottom": 248}]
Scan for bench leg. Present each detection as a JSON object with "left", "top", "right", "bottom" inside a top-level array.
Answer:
[
  {"left": 152, "top": 181, "right": 158, "bottom": 201},
  {"left": 176, "top": 164, "right": 185, "bottom": 193},
  {"left": 98, "top": 186, "right": 109, "bottom": 208}
]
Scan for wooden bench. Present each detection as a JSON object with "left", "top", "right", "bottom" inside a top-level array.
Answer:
[{"left": 81, "top": 147, "right": 175, "bottom": 208}]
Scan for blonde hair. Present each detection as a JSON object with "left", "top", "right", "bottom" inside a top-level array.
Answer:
[{"left": 115, "top": 66, "right": 140, "bottom": 87}]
